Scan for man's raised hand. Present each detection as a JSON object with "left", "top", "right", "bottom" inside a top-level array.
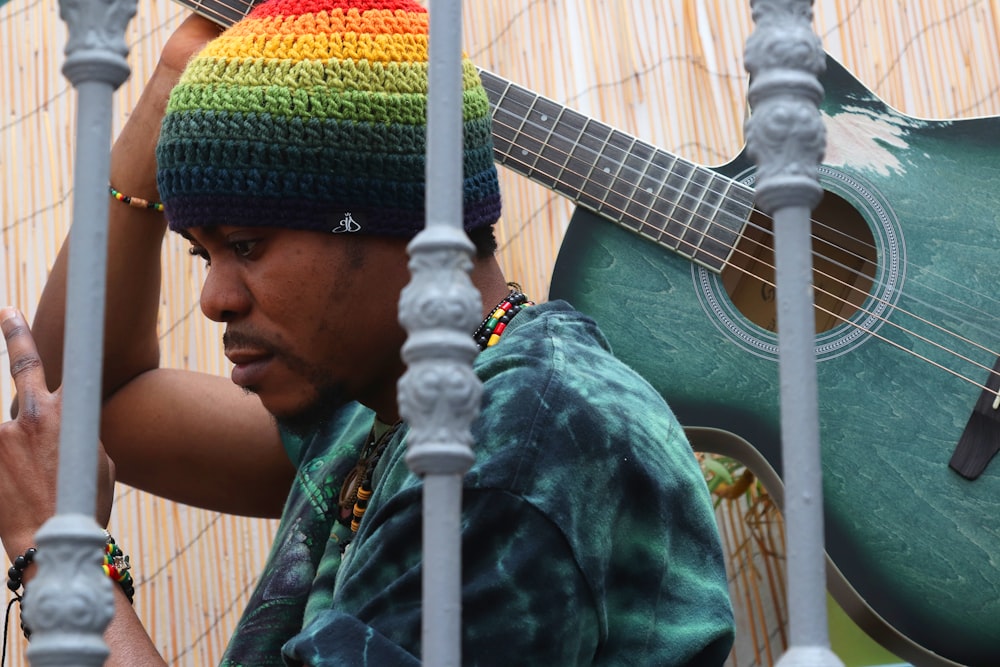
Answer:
[{"left": 0, "top": 308, "right": 114, "bottom": 561}]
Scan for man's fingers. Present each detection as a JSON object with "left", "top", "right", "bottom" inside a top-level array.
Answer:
[{"left": 1, "top": 308, "right": 47, "bottom": 405}]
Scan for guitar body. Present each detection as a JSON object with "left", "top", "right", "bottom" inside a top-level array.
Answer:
[{"left": 550, "top": 56, "right": 1000, "bottom": 666}]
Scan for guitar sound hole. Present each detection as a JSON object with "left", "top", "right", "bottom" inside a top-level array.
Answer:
[{"left": 720, "top": 191, "right": 877, "bottom": 334}]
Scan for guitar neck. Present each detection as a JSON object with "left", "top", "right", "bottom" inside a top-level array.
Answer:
[
  {"left": 479, "top": 71, "right": 753, "bottom": 272},
  {"left": 173, "top": 0, "right": 754, "bottom": 273}
]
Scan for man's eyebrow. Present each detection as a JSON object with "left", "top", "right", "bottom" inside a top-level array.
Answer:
[{"left": 177, "top": 227, "right": 220, "bottom": 243}]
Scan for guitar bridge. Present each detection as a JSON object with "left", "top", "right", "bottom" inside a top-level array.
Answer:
[{"left": 950, "top": 356, "right": 1000, "bottom": 479}]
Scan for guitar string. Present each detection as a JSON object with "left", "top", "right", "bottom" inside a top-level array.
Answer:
[
  {"left": 483, "top": 76, "right": 1000, "bottom": 341},
  {"left": 482, "top": 82, "right": 1000, "bottom": 347},
  {"left": 482, "top": 87, "right": 991, "bottom": 330},
  {"left": 486, "top": 132, "right": 1000, "bottom": 414},
  {"left": 486, "top": 99, "right": 1000, "bottom": 396},
  {"left": 487, "top": 81, "right": 1000, "bottom": 323},
  {"left": 174, "top": 1, "right": 1000, "bottom": 398},
  {"left": 484, "top": 89, "right": 875, "bottom": 308},
  {"left": 488, "top": 134, "right": 1000, "bottom": 401},
  {"left": 488, "top": 105, "right": 1000, "bottom": 388}
]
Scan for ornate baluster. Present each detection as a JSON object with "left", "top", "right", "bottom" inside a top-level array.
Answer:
[
  {"left": 24, "top": 0, "right": 136, "bottom": 664},
  {"left": 397, "top": 0, "right": 476, "bottom": 665},
  {"left": 743, "top": 2, "right": 844, "bottom": 666}
]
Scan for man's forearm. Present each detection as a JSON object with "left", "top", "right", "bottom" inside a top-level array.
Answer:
[{"left": 30, "top": 65, "right": 181, "bottom": 399}]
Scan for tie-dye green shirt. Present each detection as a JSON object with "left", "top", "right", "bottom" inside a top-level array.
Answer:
[{"left": 220, "top": 300, "right": 734, "bottom": 666}]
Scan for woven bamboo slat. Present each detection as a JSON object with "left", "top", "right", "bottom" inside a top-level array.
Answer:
[{"left": 1, "top": 1, "right": 998, "bottom": 664}]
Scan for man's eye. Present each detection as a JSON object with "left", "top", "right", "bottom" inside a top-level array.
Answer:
[
  {"left": 188, "top": 246, "right": 211, "bottom": 266},
  {"left": 232, "top": 240, "right": 258, "bottom": 257}
]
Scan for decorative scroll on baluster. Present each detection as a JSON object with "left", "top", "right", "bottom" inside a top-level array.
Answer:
[
  {"left": 397, "top": 1, "right": 477, "bottom": 665},
  {"left": 24, "top": 0, "right": 136, "bottom": 664},
  {"left": 743, "top": 2, "right": 844, "bottom": 666}
]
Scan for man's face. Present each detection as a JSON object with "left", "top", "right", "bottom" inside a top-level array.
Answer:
[{"left": 182, "top": 226, "right": 410, "bottom": 425}]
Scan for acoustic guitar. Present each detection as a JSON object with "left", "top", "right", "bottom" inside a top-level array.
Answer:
[
  {"left": 535, "top": 49, "right": 999, "bottom": 667},
  {"left": 169, "top": 1, "right": 998, "bottom": 664}
]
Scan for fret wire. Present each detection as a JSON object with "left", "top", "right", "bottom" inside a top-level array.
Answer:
[
  {"left": 513, "top": 94, "right": 541, "bottom": 175},
  {"left": 703, "top": 179, "right": 737, "bottom": 266},
  {"left": 575, "top": 119, "right": 614, "bottom": 211},
  {"left": 663, "top": 158, "right": 697, "bottom": 253},
  {"left": 548, "top": 108, "right": 588, "bottom": 199},
  {"left": 596, "top": 131, "right": 638, "bottom": 218},
  {"left": 680, "top": 170, "right": 716, "bottom": 258},
  {"left": 525, "top": 96, "right": 565, "bottom": 189},
  {"left": 618, "top": 140, "right": 656, "bottom": 235},
  {"left": 547, "top": 106, "right": 574, "bottom": 187},
  {"left": 612, "top": 136, "right": 648, "bottom": 212},
  {"left": 682, "top": 171, "right": 720, "bottom": 265},
  {"left": 645, "top": 151, "right": 681, "bottom": 233},
  {"left": 489, "top": 79, "right": 518, "bottom": 161}
]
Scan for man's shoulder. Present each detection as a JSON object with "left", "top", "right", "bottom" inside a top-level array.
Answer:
[
  {"left": 477, "top": 299, "right": 680, "bottom": 441},
  {"left": 471, "top": 299, "right": 691, "bottom": 490}
]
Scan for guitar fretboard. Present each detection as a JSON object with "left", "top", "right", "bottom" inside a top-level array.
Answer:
[{"left": 479, "top": 70, "right": 754, "bottom": 273}]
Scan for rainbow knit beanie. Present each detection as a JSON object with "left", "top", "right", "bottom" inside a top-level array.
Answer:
[{"left": 156, "top": 0, "right": 501, "bottom": 237}]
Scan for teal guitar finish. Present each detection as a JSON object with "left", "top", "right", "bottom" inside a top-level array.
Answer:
[{"left": 533, "top": 58, "right": 1000, "bottom": 666}]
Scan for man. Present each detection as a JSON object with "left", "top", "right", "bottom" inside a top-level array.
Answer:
[{"left": 0, "top": 1, "right": 734, "bottom": 664}]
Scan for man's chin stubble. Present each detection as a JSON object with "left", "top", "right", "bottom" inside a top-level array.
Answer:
[{"left": 243, "top": 383, "right": 351, "bottom": 439}]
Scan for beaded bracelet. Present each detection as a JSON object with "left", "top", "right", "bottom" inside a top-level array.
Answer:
[
  {"left": 109, "top": 185, "right": 164, "bottom": 212},
  {"left": 102, "top": 535, "right": 135, "bottom": 604},
  {"left": 5, "top": 547, "right": 36, "bottom": 640},
  {"left": 5, "top": 534, "right": 135, "bottom": 640},
  {"left": 473, "top": 288, "right": 533, "bottom": 351}
]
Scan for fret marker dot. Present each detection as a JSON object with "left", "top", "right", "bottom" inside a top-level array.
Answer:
[
  {"left": 603, "top": 167, "right": 611, "bottom": 173},
  {"left": 540, "top": 114, "right": 548, "bottom": 122},
  {"left": 521, "top": 149, "right": 529, "bottom": 156}
]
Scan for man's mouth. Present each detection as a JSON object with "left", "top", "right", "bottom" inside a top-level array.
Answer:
[{"left": 225, "top": 348, "right": 274, "bottom": 388}]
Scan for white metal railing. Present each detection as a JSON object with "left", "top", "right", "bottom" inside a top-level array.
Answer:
[
  {"left": 742, "top": 2, "right": 841, "bottom": 666},
  {"left": 21, "top": 0, "right": 137, "bottom": 664}
]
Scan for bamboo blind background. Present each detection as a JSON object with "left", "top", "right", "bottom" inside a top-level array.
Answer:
[{"left": 1, "top": 0, "right": 998, "bottom": 664}]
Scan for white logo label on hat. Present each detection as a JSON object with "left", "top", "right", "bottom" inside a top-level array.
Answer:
[{"left": 332, "top": 212, "right": 361, "bottom": 233}]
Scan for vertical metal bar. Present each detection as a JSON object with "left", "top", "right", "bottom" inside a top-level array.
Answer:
[
  {"left": 398, "top": 1, "right": 477, "bottom": 666},
  {"left": 743, "top": 1, "right": 844, "bottom": 666},
  {"left": 24, "top": 1, "right": 136, "bottom": 664}
]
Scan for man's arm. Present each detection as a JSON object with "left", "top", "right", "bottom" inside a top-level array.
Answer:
[
  {"left": 23, "top": 14, "right": 294, "bottom": 516},
  {"left": 29, "top": 14, "right": 215, "bottom": 399},
  {"left": 101, "top": 368, "right": 293, "bottom": 517}
]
